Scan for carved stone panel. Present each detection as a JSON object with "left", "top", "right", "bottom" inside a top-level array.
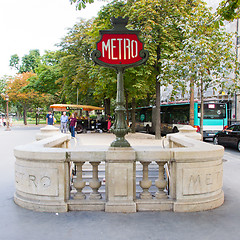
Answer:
[
  {"left": 15, "top": 164, "right": 59, "bottom": 196},
  {"left": 182, "top": 164, "right": 223, "bottom": 196},
  {"left": 114, "top": 167, "right": 128, "bottom": 197}
]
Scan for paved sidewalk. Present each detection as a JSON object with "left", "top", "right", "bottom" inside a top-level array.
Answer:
[
  {"left": 0, "top": 125, "right": 240, "bottom": 240},
  {"left": 69, "top": 131, "right": 163, "bottom": 149}
]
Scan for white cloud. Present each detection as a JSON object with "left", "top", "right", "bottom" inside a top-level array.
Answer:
[{"left": 0, "top": 0, "right": 106, "bottom": 77}]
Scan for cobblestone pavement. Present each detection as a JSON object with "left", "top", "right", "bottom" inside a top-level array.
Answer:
[{"left": 0, "top": 125, "right": 240, "bottom": 240}]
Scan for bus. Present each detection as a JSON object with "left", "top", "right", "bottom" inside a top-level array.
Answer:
[{"left": 130, "top": 101, "right": 228, "bottom": 139}]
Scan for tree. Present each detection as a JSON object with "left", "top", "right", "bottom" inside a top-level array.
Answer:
[
  {"left": 6, "top": 72, "right": 47, "bottom": 125},
  {"left": 0, "top": 76, "right": 8, "bottom": 113},
  {"left": 57, "top": 19, "right": 99, "bottom": 105},
  {"left": 161, "top": 3, "right": 238, "bottom": 137},
  {"left": 128, "top": 0, "right": 187, "bottom": 139},
  {"left": 9, "top": 49, "right": 41, "bottom": 73},
  {"left": 9, "top": 54, "right": 20, "bottom": 71},
  {"left": 26, "top": 50, "right": 63, "bottom": 101},
  {"left": 217, "top": 0, "right": 240, "bottom": 21}
]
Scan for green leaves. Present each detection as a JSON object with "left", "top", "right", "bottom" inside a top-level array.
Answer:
[
  {"left": 217, "top": 0, "right": 240, "bottom": 21},
  {"left": 162, "top": 2, "right": 237, "bottom": 98},
  {"left": 10, "top": 50, "right": 41, "bottom": 74},
  {"left": 9, "top": 54, "right": 20, "bottom": 71},
  {"left": 70, "top": 0, "right": 95, "bottom": 10}
]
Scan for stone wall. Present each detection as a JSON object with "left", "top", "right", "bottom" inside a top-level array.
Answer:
[{"left": 14, "top": 126, "right": 224, "bottom": 213}]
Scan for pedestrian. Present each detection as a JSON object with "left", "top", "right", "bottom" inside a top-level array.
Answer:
[
  {"left": 69, "top": 113, "right": 77, "bottom": 138},
  {"left": 3, "top": 117, "right": 6, "bottom": 126},
  {"left": 107, "top": 114, "right": 112, "bottom": 132},
  {"left": 60, "top": 111, "right": 68, "bottom": 133},
  {"left": 46, "top": 111, "right": 54, "bottom": 125}
]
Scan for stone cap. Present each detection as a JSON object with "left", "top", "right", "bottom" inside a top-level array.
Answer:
[
  {"left": 36, "top": 125, "right": 61, "bottom": 141},
  {"left": 172, "top": 125, "right": 201, "bottom": 141}
]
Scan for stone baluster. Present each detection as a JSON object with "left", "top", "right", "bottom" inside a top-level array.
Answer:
[
  {"left": 73, "top": 162, "right": 86, "bottom": 199},
  {"left": 89, "top": 162, "right": 102, "bottom": 200},
  {"left": 139, "top": 161, "right": 152, "bottom": 199},
  {"left": 155, "top": 162, "right": 168, "bottom": 199}
]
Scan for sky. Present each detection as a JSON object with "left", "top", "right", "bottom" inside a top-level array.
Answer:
[{"left": 0, "top": 0, "right": 106, "bottom": 78}]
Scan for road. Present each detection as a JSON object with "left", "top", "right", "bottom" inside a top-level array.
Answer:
[
  {"left": 223, "top": 147, "right": 240, "bottom": 161},
  {"left": 0, "top": 126, "right": 240, "bottom": 240},
  {"left": 205, "top": 138, "right": 240, "bottom": 160}
]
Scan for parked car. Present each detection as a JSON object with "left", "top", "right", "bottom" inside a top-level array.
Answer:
[{"left": 213, "top": 124, "right": 240, "bottom": 151}]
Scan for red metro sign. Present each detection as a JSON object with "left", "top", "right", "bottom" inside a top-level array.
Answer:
[
  {"left": 97, "top": 34, "right": 143, "bottom": 65},
  {"left": 92, "top": 17, "right": 148, "bottom": 70}
]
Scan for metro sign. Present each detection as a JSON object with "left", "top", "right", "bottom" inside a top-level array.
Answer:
[
  {"left": 97, "top": 34, "right": 143, "bottom": 65},
  {"left": 91, "top": 17, "right": 149, "bottom": 147},
  {"left": 92, "top": 17, "right": 148, "bottom": 70}
]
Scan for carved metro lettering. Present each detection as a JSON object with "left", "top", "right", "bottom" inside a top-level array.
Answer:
[
  {"left": 15, "top": 171, "right": 25, "bottom": 184},
  {"left": 189, "top": 175, "right": 201, "bottom": 193},
  {"left": 41, "top": 176, "right": 51, "bottom": 188},
  {"left": 29, "top": 175, "right": 37, "bottom": 187},
  {"left": 205, "top": 173, "right": 213, "bottom": 185},
  {"left": 183, "top": 165, "right": 223, "bottom": 196},
  {"left": 15, "top": 164, "right": 59, "bottom": 196}
]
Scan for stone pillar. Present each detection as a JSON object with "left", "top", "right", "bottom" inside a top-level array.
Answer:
[
  {"left": 73, "top": 162, "right": 86, "bottom": 200},
  {"left": 89, "top": 162, "right": 102, "bottom": 200},
  {"left": 105, "top": 148, "right": 136, "bottom": 213},
  {"left": 139, "top": 162, "right": 152, "bottom": 199},
  {"left": 155, "top": 162, "right": 168, "bottom": 199}
]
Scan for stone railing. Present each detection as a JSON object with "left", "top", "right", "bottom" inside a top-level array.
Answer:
[{"left": 14, "top": 126, "right": 224, "bottom": 213}]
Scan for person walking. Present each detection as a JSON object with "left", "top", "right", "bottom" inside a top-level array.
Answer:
[
  {"left": 69, "top": 113, "right": 77, "bottom": 138},
  {"left": 3, "top": 117, "right": 6, "bottom": 126},
  {"left": 107, "top": 114, "right": 112, "bottom": 133},
  {"left": 60, "top": 111, "right": 68, "bottom": 133},
  {"left": 46, "top": 111, "right": 54, "bottom": 125}
]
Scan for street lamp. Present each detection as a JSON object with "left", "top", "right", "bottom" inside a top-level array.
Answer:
[{"left": 5, "top": 94, "right": 11, "bottom": 131}]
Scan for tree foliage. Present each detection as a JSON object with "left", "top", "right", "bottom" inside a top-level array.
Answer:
[
  {"left": 9, "top": 49, "right": 41, "bottom": 74},
  {"left": 0, "top": 76, "right": 8, "bottom": 112},
  {"left": 6, "top": 72, "right": 48, "bottom": 124},
  {"left": 161, "top": 2, "right": 238, "bottom": 135},
  {"left": 9, "top": 54, "right": 20, "bottom": 71},
  {"left": 57, "top": 19, "right": 99, "bottom": 104},
  {"left": 27, "top": 51, "right": 63, "bottom": 100},
  {"left": 6, "top": 0, "right": 238, "bottom": 127},
  {"left": 70, "top": 0, "right": 94, "bottom": 10},
  {"left": 162, "top": 3, "right": 237, "bottom": 95},
  {"left": 217, "top": 0, "right": 240, "bottom": 21}
]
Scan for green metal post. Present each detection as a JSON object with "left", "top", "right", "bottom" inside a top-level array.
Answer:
[{"left": 110, "top": 69, "right": 130, "bottom": 147}]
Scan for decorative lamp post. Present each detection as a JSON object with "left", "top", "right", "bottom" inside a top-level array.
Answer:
[
  {"left": 5, "top": 94, "right": 11, "bottom": 131},
  {"left": 91, "top": 17, "right": 149, "bottom": 147}
]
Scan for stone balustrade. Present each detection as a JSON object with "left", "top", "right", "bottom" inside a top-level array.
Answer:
[{"left": 14, "top": 126, "right": 224, "bottom": 213}]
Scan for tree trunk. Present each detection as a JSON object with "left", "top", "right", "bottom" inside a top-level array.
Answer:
[
  {"left": 35, "top": 113, "right": 38, "bottom": 125},
  {"left": 200, "top": 79, "right": 204, "bottom": 140},
  {"left": 155, "top": 77, "right": 161, "bottom": 139},
  {"left": 189, "top": 77, "right": 195, "bottom": 127},
  {"left": 17, "top": 110, "right": 21, "bottom": 120},
  {"left": 155, "top": 44, "right": 161, "bottom": 139},
  {"left": 131, "top": 97, "right": 136, "bottom": 133},
  {"left": 147, "top": 93, "right": 151, "bottom": 106},
  {"left": 104, "top": 98, "right": 111, "bottom": 117},
  {"left": 23, "top": 105, "right": 27, "bottom": 125},
  {"left": 125, "top": 91, "right": 129, "bottom": 126}
]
